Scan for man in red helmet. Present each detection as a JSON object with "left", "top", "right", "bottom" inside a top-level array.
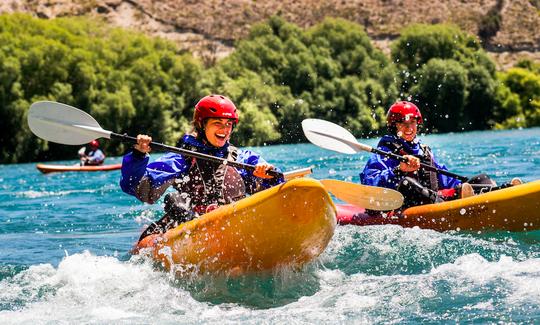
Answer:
[
  {"left": 360, "top": 101, "right": 472, "bottom": 208},
  {"left": 120, "top": 95, "right": 284, "bottom": 239},
  {"left": 78, "top": 139, "right": 106, "bottom": 166}
]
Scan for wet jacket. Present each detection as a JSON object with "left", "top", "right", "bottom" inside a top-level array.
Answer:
[
  {"left": 360, "top": 135, "right": 461, "bottom": 190},
  {"left": 119, "top": 134, "right": 284, "bottom": 206}
]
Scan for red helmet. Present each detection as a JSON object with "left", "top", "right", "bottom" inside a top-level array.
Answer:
[
  {"left": 194, "top": 95, "right": 239, "bottom": 127},
  {"left": 90, "top": 140, "right": 99, "bottom": 148},
  {"left": 386, "top": 101, "right": 423, "bottom": 126}
]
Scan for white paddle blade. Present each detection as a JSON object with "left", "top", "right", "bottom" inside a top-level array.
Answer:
[
  {"left": 301, "top": 118, "right": 360, "bottom": 154},
  {"left": 320, "top": 179, "right": 404, "bottom": 211},
  {"left": 28, "top": 101, "right": 111, "bottom": 145}
]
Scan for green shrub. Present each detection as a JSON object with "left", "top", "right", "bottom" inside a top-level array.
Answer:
[
  {"left": 215, "top": 16, "right": 397, "bottom": 142},
  {"left": 392, "top": 24, "right": 498, "bottom": 132},
  {"left": 0, "top": 13, "right": 203, "bottom": 163}
]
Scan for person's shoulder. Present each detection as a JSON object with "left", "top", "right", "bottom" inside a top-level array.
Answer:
[
  {"left": 416, "top": 138, "right": 429, "bottom": 148},
  {"left": 235, "top": 147, "right": 263, "bottom": 163},
  {"left": 378, "top": 134, "right": 398, "bottom": 146},
  {"left": 177, "top": 134, "right": 209, "bottom": 154},
  {"left": 236, "top": 145, "right": 256, "bottom": 155},
  {"left": 380, "top": 134, "right": 399, "bottom": 141},
  {"left": 227, "top": 143, "right": 240, "bottom": 153}
]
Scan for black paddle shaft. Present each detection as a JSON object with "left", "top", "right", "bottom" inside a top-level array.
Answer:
[
  {"left": 110, "top": 133, "right": 283, "bottom": 178},
  {"left": 306, "top": 129, "right": 470, "bottom": 182},
  {"left": 370, "top": 147, "right": 469, "bottom": 182}
]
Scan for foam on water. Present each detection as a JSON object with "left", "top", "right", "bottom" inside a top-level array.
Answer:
[
  {"left": 1, "top": 227, "right": 539, "bottom": 323},
  {"left": 16, "top": 189, "right": 97, "bottom": 199},
  {"left": 0, "top": 252, "right": 201, "bottom": 323},
  {"left": 0, "top": 251, "right": 324, "bottom": 323}
]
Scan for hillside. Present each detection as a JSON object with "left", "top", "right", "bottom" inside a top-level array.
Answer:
[{"left": 1, "top": 0, "right": 539, "bottom": 68}]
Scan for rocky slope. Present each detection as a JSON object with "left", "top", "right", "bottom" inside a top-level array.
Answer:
[{"left": 1, "top": 0, "right": 539, "bottom": 69}]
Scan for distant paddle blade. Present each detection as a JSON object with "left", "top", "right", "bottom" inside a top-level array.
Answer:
[
  {"left": 320, "top": 179, "right": 404, "bottom": 211},
  {"left": 28, "top": 101, "right": 111, "bottom": 145},
  {"left": 301, "top": 119, "right": 359, "bottom": 154}
]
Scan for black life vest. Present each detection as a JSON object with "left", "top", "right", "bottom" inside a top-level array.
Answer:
[
  {"left": 171, "top": 143, "right": 246, "bottom": 214},
  {"left": 379, "top": 139, "right": 439, "bottom": 191}
]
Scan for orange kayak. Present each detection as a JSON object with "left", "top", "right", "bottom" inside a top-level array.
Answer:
[
  {"left": 134, "top": 178, "right": 337, "bottom": 275},
  {"left": 337, "top": 180, "right": 540, "bottom": 232},
  {"left": 36, "top": 163, "right": 122, "bottom": 174}
]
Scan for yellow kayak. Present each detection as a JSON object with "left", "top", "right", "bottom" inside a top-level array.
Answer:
[
  {"left": 403, "top": 180, "right": 540, "bottom": 231},
  {"left": 337, "top": 180, "right": 540, "bottom": 232},
  {"left": 134, "top": 178, "right": 337, "bottom": 275}
]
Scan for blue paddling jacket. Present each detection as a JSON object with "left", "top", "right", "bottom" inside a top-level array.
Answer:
[
  {"left": 120, "top": 134, "right": 284, "bottom": 205},
  {"left": 360, "top": 135, "right": 461, "bottom": 191}
]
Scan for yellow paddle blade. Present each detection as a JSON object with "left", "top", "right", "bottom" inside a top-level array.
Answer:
[
  {"left": 283, "top": 167, "right": 313, "bottom": 181},
  {"left": 320, "top": 179, "right": 404, "bottom": 211}
]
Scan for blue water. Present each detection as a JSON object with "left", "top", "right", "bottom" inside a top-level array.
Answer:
[{"left": 1, "top": 128, "right": 540, "bottom": 323}]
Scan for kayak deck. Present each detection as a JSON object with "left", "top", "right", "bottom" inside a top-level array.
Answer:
[
  {"left": 337, "top": 180, "right": 540, "bottom": 232},
  {"left": 36, "top": 163, "right": 122, "bottom": 174},
  {"left": 134, "top": 178, "right": 337, "bottom": 275}
]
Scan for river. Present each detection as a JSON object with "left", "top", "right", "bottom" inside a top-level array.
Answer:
[{"left": 1, "top": 128, "right": 539, "bottom": 323}]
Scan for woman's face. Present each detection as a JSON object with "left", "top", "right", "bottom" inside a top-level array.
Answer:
[
  {"left": 396, "top": 119, "right": 418, "bottom": 142},
  {"left": 204, "top": 118, "right": 234, "bottom": 147}
]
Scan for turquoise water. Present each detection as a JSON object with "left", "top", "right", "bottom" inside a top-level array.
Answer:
[{"left": 1, "top": 128, "right": 540, "bottom": 323}]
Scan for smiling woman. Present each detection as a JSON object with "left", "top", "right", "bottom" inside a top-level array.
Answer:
[{"left": 120, "top": 94, "right": 285, "bottom": 239}]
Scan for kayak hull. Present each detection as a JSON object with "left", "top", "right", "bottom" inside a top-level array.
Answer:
[
  {"left": 36, "top": 163, "right": 122, "bottom": 174},
  {"left": 337, "top": 180, "right": 540, "bottom": 232},
  {"left": 134, "top": 178, "right": 337, "bottom": 275}
]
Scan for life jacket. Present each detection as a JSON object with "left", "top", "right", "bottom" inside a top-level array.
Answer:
[
  {"left": 379, "top": 139, "right": 439, "bottom": 191},
  {"left": 170, "top": 142, "right": 246, "bottom": 215}
]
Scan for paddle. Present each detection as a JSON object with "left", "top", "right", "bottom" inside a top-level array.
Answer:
[
  {"left": 28, "top": 101, "right": 285, "bottom": 177},
  {"left": 252, "top": 165, "right": 402, "bottom": 209},
  {"left": 320, "top": 179, "right": 403, "bottom": 211},
  {"left": 283, "top": 169, "right": 403, "bottom": 209},
  {"left": 28, "top": 101, "right": 403, "bottom": 210},
  {"left": 266, "top": 167, "right": 400, "bottom": 209},
  {"left": 301, "top": 118, "right": 469, "bottom": 182}
]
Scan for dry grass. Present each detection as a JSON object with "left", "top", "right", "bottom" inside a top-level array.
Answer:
[{"left": 1, "top": 0, "right": 538, "bottom": 68}]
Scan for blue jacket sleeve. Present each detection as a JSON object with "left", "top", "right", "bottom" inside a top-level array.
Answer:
[
  {"left": 119, "top": 151, "right": 191, "bottom": 199},
  {"left": 237, "top": 149, "right": 285, "bottom": 194},
  {"left": 120, "top": 151, "right": 150, "bottom": 196},
  {"left": 359, "top": 145, "right": 402, "bottom": 189}
]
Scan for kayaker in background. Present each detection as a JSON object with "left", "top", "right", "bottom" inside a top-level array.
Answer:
[
  {"left": 120, "top": 94, "right": 284, "bottom": 240},
  {"left": 359, "top": 101, "right": 521, "bottom": 208},
  {"left": 78, "top": 140, "right": 105, "bottom": 166}
]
